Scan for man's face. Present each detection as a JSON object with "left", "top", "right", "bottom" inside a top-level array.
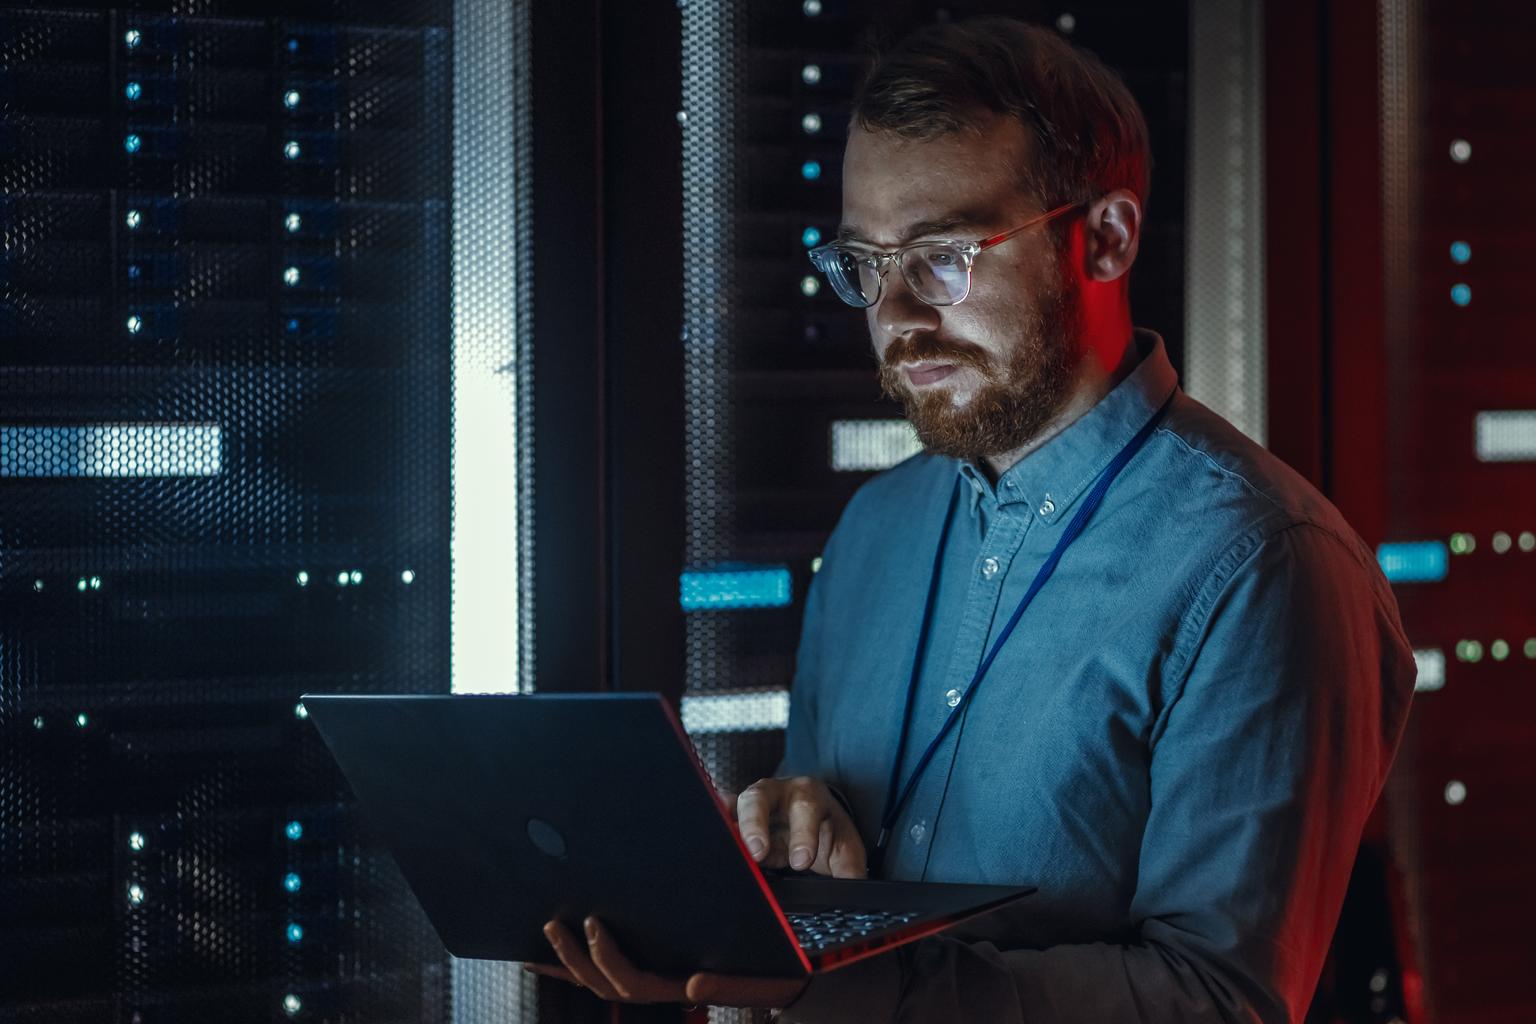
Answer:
[{"left": 839, "top": 112, "right": 1083, "bottom": 461}]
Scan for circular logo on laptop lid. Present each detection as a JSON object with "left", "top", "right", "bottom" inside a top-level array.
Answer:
[{"left": 526, "top": 817, "right": 569, "bottom": 861}]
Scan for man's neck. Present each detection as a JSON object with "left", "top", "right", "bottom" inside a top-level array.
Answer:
[{"left": 980, "top": 330, "right": 1141, "bottom": 483}]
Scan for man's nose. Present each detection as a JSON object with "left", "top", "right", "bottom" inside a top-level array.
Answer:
[{"left": 873, "top": 269, "right": 940, "bottom": 343}]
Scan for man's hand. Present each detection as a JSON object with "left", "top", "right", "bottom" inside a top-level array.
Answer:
[
  {"left": 524, "top": 916, "right": 809, "bottom": 1008},
  {"left": 734, "top": 776, "right": 867, "bottom": 878}
]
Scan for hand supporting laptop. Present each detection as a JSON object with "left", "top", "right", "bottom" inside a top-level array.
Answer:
[{"left": 522, "top": 774, "right": 863, "bottom": 1009}]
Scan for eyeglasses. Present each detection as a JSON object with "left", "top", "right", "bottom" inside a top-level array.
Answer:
[{"left": 806, "top": 201, "right": 1082, "bottom": 309}]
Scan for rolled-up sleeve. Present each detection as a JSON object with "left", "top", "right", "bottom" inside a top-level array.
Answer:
[{"left": 780, "top": 523, "right": 1417, "bottom": 1023}]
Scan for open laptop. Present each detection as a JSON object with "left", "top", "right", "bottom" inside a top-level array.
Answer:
[{"left": 302, "top": 692, "right": 1034, "bottom": 977}]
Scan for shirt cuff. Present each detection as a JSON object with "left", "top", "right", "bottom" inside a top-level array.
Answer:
[{"left": 775, "top": 949, "right": 902, "bottom": 1023}]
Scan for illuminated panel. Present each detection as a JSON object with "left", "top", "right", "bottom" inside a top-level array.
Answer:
[
  {"left": 1474, "top": 410, "right": 1536, "bottom": 462},
  {"left": 829, "top": 419, "right": 922, "bottom": 472},
  {"left": 0, "top": 424, "right": 222, "bottom": 477},
  {"left": 1377, "top": 540, "right": 1448, "bottom": 582},
  {"left": 1413, "top": 648, "right": 1445, "bottom": 692},
  {"left": 680, "top": 690, "right": 790, "bottom": 733},
  {"left": 679, "top": 566, "right": 792, "bottom": 610}
]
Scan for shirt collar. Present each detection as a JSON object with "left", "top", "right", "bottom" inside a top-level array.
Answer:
[{"left": 956, "top": 328, "right": 1178, "bottom": 524}]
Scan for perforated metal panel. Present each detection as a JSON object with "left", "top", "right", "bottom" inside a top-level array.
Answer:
[{"left": 1, "top": 4, "right": 453, "bottom": 1021}]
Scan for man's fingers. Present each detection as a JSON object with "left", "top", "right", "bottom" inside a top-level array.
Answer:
[
  {"left": 522, "top": 962, "right": 579, "bottom": 984},
  {"left": 785, "top": 784, "right": 827, "bottom": 871},
  {"left": 583, "top": 917, "right": 685, "bottom": 1003},
  {"left": 734, "top": 780, "right": 780, "bottom": 861},
  {"left": 543, "top": 921, "right": 621, "bottom": 1000}
]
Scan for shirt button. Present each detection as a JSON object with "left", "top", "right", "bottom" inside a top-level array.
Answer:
[
  {"left": 1038, "top": 498, "right": 1056, "bottom": 515},
  {"left": 944, "top": 688, "right": 961, "bottom": 708},
  {"left": 981, "top": 556, "right": 1000, "bottom": 578}
]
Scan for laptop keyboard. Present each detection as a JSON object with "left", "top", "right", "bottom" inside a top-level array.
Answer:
[{"left": 784, "top": 908, "right": 924, "bottom": 954}]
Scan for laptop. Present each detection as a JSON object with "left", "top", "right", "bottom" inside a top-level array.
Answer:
[{"left": 302, "top": 692, "right": 1035, "bottom": 977}]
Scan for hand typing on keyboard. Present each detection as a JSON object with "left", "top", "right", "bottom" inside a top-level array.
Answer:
[{"left": 729, "top": 776, "right": 868, "bottom": 879}]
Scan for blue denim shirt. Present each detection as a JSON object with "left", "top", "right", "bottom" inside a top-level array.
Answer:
[{"left": 777, "top": 330, "right": 1416, "bottom": 1023}]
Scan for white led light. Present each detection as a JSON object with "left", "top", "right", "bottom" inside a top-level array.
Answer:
[
  {"left": 400, "top": 569, "right": 415, "bottom": 584},
  {"left": 803, "top": 0, "right": 822, "bottom": 15},
  {"left": 1449, "top": 138, "right": 1471, "bottom": 163},
  {"left": 801, "top": 64, "right": 822, "bottom": 85},
  {"left": 32, "top": 716, "right": 44, "bottom": 730},
  {"left": 830, "top": 419, "right": 923, "bottom": 472},
  {"left": 336, "top": 571, "right": 350, "bottom": 585},
  {"left": 800, "top": 275, "right": 820, "bottom": 297},
  {"left": 296, "top": 570, "right": 309, "bottom": 586},
  {"left": 1521, "top": 531, "right": 1536, "bottom": 552},
  {"left": 284, "top": 140, "right": 302, "bottom": 160},
  {"left": 1444, "top": 780, "right": 1467, "bottom": 805},
  {"left": 1412, "top": 648, "right": 1445, "bottom": 692},
  {"left": 32, "top": 579, "right": 43, "bottom": 592},
  {"left": 294, "top": 702, "right": 308, "bottom": 720},
  {"left": 283, "top": 266, "right": 301, "bottom": 286},
  {"left": 1, "top": 424, "right": 224, "bottom": 478},
  {"left": 283, "top": 994, "right": 302, "bottom": 1017},
  {"left": 125, "top": 29, "right": 141, "bottom": 49},
  {"left": 76, "top": 577, "right": 88, "bottom": 592},
  {"left": 1056, "top": 12, "right": 1077, "bottom": 33},
  {"left": 128, "top": 831, "right": 146, "bottom": 852},
  {"left": 801, "top": 113, "right": 822, "bottom": 134},
  {"left": 675, "top": 110, "right": 687, "bottom": 125},
  {"left": 285, "top": 212, "right": 302, "bottom": 233},
  {"left": 810, "top": 556, "right": 823, "bottom": 574},
  {"left": 1475, "top": 411, "right": 1536, "bottom": 461},
  {"left": 127, "top": 883, "right": 145, "bottom": 905},
  {"left": 89, "top": 576, "right": 101, "bottom": 590},
  {"left": 1493, "top": 531, "right": 1512, "bottom": 553},
  {"left": 126, "top": 315, "right": 143, "bottom": 334},
  {"left": 75, "top": 712, "right": 89, "bottom": 727},
  {"left": 125, "top": 209, "right": 142, "bottom": 229},
  {"left": 1491, "top": 639, "right": 1510, "bottom": 661},
  {"left": 349, "top": 570, "right": 363, "bottom": 585},
  {"left": 284, "top": 90, "right": 301, "bottom": 110},
  {"left": 680, "top": 691, "right": 790, "bottom": 734}
]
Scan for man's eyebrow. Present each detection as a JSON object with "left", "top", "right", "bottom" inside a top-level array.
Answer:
[{"left": 835, "top": 214, "right": 989, "bottom": 247}]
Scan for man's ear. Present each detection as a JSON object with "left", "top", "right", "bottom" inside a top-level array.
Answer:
[{"left": 1082, "top": 189, "right": 1142, "bottom": 284}]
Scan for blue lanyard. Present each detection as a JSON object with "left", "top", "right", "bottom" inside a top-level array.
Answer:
[{"left": 870, "top": 394, "right": 1174, "bottom": 876}]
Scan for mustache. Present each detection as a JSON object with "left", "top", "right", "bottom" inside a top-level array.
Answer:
[{"left": 881, "top": 334, "right": 990, "bottom": 372}]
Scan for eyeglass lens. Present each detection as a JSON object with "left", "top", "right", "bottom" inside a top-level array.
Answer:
[{"left": 822, "top": 245, "right": 970, "bottom": 308}]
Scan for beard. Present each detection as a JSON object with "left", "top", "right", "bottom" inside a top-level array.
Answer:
[{"left": 878, "top": 262, "right": 1083, "bottom": 463}]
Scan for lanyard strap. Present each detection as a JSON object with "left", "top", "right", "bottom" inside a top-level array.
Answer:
[{"left": 871, "top": 394, "right": 1174, "bottom": 876}]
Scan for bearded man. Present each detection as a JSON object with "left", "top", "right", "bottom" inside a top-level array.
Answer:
[{"left": 529, "top": 16, "right": 1417, "bottom": 1023}]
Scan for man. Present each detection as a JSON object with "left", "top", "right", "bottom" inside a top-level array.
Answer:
[{"left": 526, "top": 16, "right": 1417, "bottom": 1021}]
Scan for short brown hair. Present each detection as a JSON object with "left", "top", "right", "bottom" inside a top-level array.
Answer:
[{"left": 851, "top": 17, "right": 1152, "bottom": 215}]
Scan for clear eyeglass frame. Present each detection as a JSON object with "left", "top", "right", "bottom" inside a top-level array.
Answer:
[{"left": 807, "top": 201, "right": 1083, "bottom": 309}]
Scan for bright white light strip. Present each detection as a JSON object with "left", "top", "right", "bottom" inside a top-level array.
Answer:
[
  {"left": 1413, "top": 647, "right": 1445, "bottom": 692},
  {"left": 830, "top": 419, "right": 922, "bottom": 472},
  {"left": 1475, "top": 411, "right": 1536, "bottom": 462},
  {"left": 0, "top": 424, "right": 222, "bottom": 477},
  {"left": 680, "top": 691, "right": 791, "bottom": 734}
]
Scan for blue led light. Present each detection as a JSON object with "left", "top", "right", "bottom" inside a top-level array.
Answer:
[
  {"left": 287, "top": 38, "right": 300, "bottom": 53},
  {"left": 1450, "top": 241, "right": 1471, "bottom": 264},
  {"left": 285, "top": 317, "right": 301, "bottom": 334},
  {"left": 285, "top": 820, "right": 303, "bottom": 841},
  {"left": 283, "top": 872, "right": 302, "bottom": 893},
  {"left": 286, "top": 923, "right": 304, "bottom": 943},
  {"left": 127, "top": 264, "right": 140, "bottom": 281},
  {"left": 124, "top": 134, "right": 142, "bottom": 154},
  {"left": 680, "top": 566, "right": 793, "bottom": 610},
  {"left": 1450, "top": 283, "right": 1471, "bottom": 307},
  {"left": 125, "top": 82, "right": 142, "bottom": 102},
  {"left": 800, "top": 160, "right": 822, "bottom": 181},
  {"left": 1377, "top": 541, "right": 1449, "bottom": 583},
  {"left": 802, "top": 227, "right": 822, "bottom": 247}
]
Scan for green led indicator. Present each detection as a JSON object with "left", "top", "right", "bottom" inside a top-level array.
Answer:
[{"left": 1448, "top": 532, "right": 1476, "bottom": 555}]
